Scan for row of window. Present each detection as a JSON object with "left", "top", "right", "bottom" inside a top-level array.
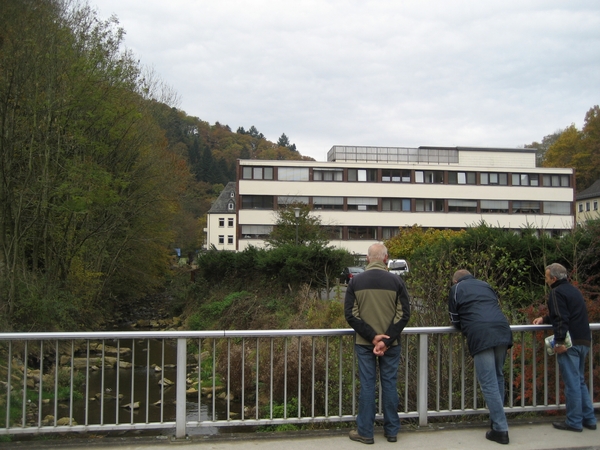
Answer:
[
  {"left": 218, "top": 218, "right": 235, "bottom": 227},
  {"left": 240, "top": 225, "right": 382, "bottom": 240},
  {"left": 328, "top": 146, "right": 459, "bottom": 164},
  {"left": 240, "top": 225, "right": 569, "bottom": 241},
  {"left": 242, "top": 166, "right": 571, "bottom": 187},
  {"left": 241, "top": 196, "right": 571, "bottom": 215},
  {"left": 218, "top": 235, "right": 235, "bottom": 245},
  {"left": 578, "top": 200, "right": 599, "bottom": 212}
]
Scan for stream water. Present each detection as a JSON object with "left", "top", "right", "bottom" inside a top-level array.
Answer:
[{"left": 41, "top": 337, "right": 234, "bottom": 435}]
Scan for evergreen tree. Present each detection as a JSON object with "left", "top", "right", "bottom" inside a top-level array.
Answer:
[
  {"left": 240, "top": 145, "right": 250, "bottom": 159},
  {"left": 277, "top": 133, "right": 298, "bottom": 152},
  {"left": 196, "top": 146, "right": 215, "bottom": 183},
  {"left": 248, "top": 125, "right": 264, "bottom": 139},
  {"left": 189, "top": 137, "right": 201, "bottom": 169},
  {"left": 277, "top": 133, "right": 291, "bottom": 148}
]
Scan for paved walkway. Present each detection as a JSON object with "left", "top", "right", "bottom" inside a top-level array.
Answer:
[{"left": 2, "top": 419, "right": 599, "bottom": 450}]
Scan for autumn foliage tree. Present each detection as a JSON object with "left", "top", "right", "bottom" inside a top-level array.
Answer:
[
  {"left": 0, "top": 0, "right": 188, "bottom": 330},
  {"left": 539, "top": 105, "right": 600, "bottom": 192}
]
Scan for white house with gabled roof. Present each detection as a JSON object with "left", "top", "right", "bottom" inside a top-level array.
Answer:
[{"left": 204, "top": 182, "right": 237, "bottom": 250}]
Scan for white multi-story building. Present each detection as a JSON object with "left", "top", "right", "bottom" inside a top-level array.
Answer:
[{"left": 206, "top": 146, "right": 575, "bottom": 254}]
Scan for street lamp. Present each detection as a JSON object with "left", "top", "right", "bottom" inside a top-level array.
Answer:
[{"left": 293, "top": 207, "right": 301, "bottom": 245}]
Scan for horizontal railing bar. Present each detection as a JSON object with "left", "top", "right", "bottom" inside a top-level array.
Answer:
[
  {"left": 3, "top": 324, "right": 596, "bottom": 341},
  {"left": 0, "top": 422, "right": 176, "bottom": 435},
  {"left": 425, "top": 406, "right": 563, "bottom": 418},
  {"left": 188, "top": 416, "right": 358, "bottom": 427},
  {"left": 187, "top": 412, "right": 422, "bottom": 428}
]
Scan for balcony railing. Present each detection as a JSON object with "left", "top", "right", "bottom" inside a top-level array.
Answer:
[{"left": 1, "top": 325, "right": 598, "bottom": 438}]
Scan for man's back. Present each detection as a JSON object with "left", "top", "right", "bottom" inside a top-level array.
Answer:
[
  {"left": 549, "top": 278, "right": 591, "bottom": 344},
  {"left": 345, "top": 261, "right": 410, "bottom": 346},
  {"left": 449, "top": 274, "right": 512, "bottom": 356},
  {"left": 450, "top": 276, "right": 507, "bottom": 326}
]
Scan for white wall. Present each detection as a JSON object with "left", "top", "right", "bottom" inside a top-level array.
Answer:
[{"left": 206, "top": 213, "right": 237, "bottom": 250}]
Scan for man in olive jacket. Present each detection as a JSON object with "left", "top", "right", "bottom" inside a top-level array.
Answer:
[{"left": 345, "top": 243, "right": 410, "bottom": 444}]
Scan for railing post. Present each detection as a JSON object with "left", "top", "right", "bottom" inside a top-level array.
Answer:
[
  {"left": 417, "top": 332, "right": 428, "bottom": 426},
  {"left": 175, "top": 338, "right": 187, "bottom": 439}
]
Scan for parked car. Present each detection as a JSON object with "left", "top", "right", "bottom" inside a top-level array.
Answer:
[
  {"left": 387, "top": 259, "right": 409, "bottom": 276},
  {"left": 339, "top": 266, "right": 364, "bottom": 284}
]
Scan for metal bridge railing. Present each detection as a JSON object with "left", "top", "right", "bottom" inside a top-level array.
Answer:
[{"left": 0, "top": 325, "right": 598, "bottom": 438}]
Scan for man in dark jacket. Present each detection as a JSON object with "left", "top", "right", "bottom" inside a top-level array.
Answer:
[
  {"left": 345, "top": 243, "right": 411, "bottom": 444},
  {"left": 449, "top": 269, "right": 513, "bottom": 445},
  {"left": 533, "top": 263, "right": 597, "bottom": 432}
]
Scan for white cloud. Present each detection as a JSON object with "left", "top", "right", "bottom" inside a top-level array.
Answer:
[{"left": 95, "top": 0, "right": 600, "bottom": 159}]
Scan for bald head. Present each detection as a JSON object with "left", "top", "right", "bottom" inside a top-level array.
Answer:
[{"left": 367, "top": 243, "right": 388, "bottom": 263}]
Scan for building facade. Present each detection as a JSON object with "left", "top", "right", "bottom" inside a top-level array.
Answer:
[
  {"left": 204, "top": 182, "right": 237, "bottom": 251},
  {"left": 575, "top": 178, "right": 600, "bottom": 224},
  {"left": 207, "top": 146, "right": 574, "bottom": 254}
]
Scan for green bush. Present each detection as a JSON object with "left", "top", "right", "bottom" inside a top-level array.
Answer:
[
  {"left": 195, "top": 244, "right": 352, "bottom": 294},
  {"left": 257, "top": 398, "right": 302, "bottom": 431}
]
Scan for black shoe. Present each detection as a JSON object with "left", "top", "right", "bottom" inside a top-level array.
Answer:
[
  {"left": 583, "top": 423, "right": 597, "bottom": 430},
  {"left": 349, "top": 430, "right": 374, "bottom": 444},
  {"left": 486, "top": 430, "right": 509, "bottom": 445},
  {"left": 552, "top": 421, "right": 582, "bottom": 432},
  {"left": 384, "top": 434, "right": 397, "bottom": 442}
]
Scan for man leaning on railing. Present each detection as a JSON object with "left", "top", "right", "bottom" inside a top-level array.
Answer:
[{"left": 449, "top": 269, "right": 513, "bottom": 445}]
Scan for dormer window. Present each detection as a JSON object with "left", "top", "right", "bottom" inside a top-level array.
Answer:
[{"left": 228, "top": 201, "right": 234, "bottom": 211}]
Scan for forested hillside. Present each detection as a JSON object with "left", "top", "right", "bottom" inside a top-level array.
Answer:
[
  {"left": 0, "top": 0, "right": 310, "bottom": 331},
  {"left": 153, "top": 103, "right": 311, "bottom": 189},
  {"left": 151, "top": 104, "right": 312, "bottom": 253}
]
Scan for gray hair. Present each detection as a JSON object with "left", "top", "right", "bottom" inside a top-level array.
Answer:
[
  {"left": 452, "top": 269, "right": 471, "bottom": 283},
  {"left": 367, "top": 243, "right": 388, "bottom": 262},
  {"left": 545, "top": 263, "right": 568, "bottom": 280}
]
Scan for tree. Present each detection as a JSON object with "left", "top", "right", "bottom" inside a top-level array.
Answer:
[
  {"left": 384, "top": 226, "right": 464, "bottom": 263},
  {"left": 277, "top": 133, "right": 297, "bottom": 152},
  {"left": 266, "top": 204, "right": 329, "bottom": 247},
  {"left": 525, "top": 131, "right": 563, "bottom": 167},
  {"left": 581, "top": 105, "right": 600, "bottom": 188},
  {"left": 277, "top": 133, "right": 290, "bottom": 148},
  {"left": 247, "top": 125, "right": 264, "bottom": 140},
  {"left": 239, "top": 145, "right": 250, "bottom": 159},
  {"left": 541, "top": 106, "right": 600, "bottom": 192},
  {"left": 543, "top": 125, "right": 581, "bottom": 169}
]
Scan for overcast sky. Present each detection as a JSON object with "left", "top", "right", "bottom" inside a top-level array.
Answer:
[{"left": 94, "top": 0, "right": 600, "bottom": 161}]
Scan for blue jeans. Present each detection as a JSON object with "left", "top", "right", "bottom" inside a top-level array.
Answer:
[
  {"left": 557, "top": 344, "right": 597, "bottom": 429},
  {"left": 355, "top": 344, "right": 401, "bottom": 438},
  {"left": 473, "top": 345, "right": 508, "bottom": 432}
]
